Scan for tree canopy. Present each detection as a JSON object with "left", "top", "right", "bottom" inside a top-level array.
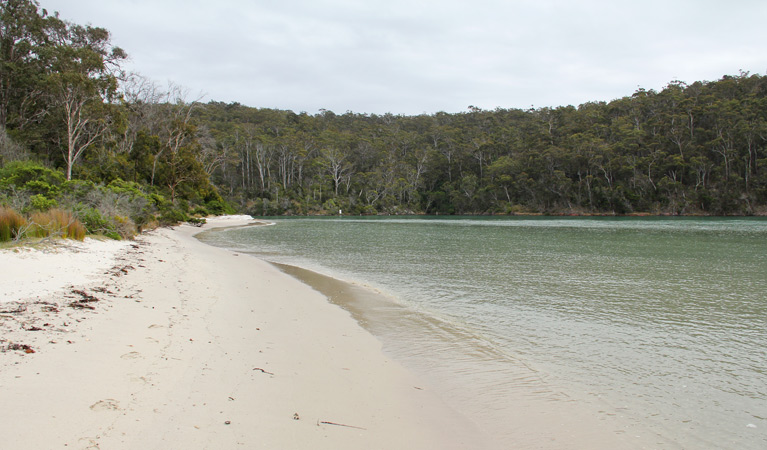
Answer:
[
  {"left": 2, "top": 0, "right": 767, "bottom": 219},
  {"left": 195, "top": 74, "right": 767, "bottom": 216}
]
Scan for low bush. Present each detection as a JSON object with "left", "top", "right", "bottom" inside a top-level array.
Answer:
[
  {"left": 0, "top": 161, "right": 65, "bottom": 190},
  {"left": 158, "top": 208, "right": 188, "bottom": 226},
  {"left": 191, "top": 206, "right": 209, "bottom": 217},
  {"left": 113, "top": 215, "right": 137, "bottom": 239},
  {"left": 29, "top": 194, "right": 58, "bottom": 211},
  {"left": 187, "top": 217, "right": 206, "bottom": 227},
  {"left": 78, "top": 207, "right": 117, "bottom": 236},
  {"left": 74, "top": 207, "right": 137, "bottom": 240}
]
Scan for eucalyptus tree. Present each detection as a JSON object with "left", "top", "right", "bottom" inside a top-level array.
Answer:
[
  {"left": 43, "top": 16, "right": 126, "bottom": 180},
  {"left": 0, "top": 0, "right": 48, "bottom": 130},
  {"left": 151, "top": 83, "right": 200, "bottom": 187}
]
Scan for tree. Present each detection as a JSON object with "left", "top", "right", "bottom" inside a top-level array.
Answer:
[
  {"left": 44, "top": 17, "right": 126, "bottom": 180},
  {"left": 0, "top": 0, "right": 48, "bottom": 130},
  {"left": 151, "top": 83, "right": 199, "bottom": 186},
  {"left": 320, "top": 146, "right": 351, "bottom": 197}
]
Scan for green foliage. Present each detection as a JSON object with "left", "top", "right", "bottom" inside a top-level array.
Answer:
[
  {"left": 191, "top": 206, "right": 209, "bottom": 217},
  {"left": 77, "top": 207, "right": 119, "bottom": 239},
  {"left": 106, "top": 179, "right": 146, "bottom": 198},
  {"left": 62, "top": 179, "right": 97, "bottom": 198},
  {"left": 0, "top": 161, "right": 65, "bottom": 190},
  {"left": 205, "top": 199, "right": 234, "bottom": 215},
  {"left": 2, "top": 0, "right": 767, "bottom": 217},
  {"left": 29, "top": 194, "right": 57, "bottom": 211},
  {"left": 158, "top": 207, "right": 189, "bottom": 226},
  {"left": 196, "top": 73, "right": 767, "bottom": 216},
  {"left": 187, "top": 217, "right": 206, "bottom": 227}
]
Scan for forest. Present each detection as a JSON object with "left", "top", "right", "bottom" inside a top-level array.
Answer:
[{"left": 2, "top": 0, "right": 767, "bottom": 241}]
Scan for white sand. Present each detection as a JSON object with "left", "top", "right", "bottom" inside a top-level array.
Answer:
[
  {"left": 0, "top": 217, "right": 485, "bottom": 449},
  {"left": 0, "top": 237, "right": 133, "bottom": 303}
]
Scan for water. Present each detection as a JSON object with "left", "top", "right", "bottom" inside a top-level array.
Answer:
[{"left": 198, "top": 216, "right": 767, "bottom": 449}]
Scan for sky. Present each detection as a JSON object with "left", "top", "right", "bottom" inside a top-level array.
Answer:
[{"left": 40, "top": 0, "right": 767, "bottom": 115}]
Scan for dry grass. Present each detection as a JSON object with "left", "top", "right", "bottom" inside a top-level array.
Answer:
[
  {"left": 28, "top": 209, "right": 86, "bottom": 241},
  {"left": 0, "top": 207, "right": 27, "bottom": 242}
]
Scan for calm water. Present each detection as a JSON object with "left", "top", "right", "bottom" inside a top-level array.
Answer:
[{"left": 199, "top": 216, "right": 767, "bottom": 449}]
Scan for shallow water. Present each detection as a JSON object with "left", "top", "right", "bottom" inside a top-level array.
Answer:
[{"left": 199, "top": 216, "right": 767, "bottom": 449}]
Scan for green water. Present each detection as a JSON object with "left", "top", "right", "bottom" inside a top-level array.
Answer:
[{"left": 199, "top": 216, "right": 767, "bottom": 448}]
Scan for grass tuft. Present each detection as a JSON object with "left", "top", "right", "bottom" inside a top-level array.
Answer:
[
  {"left": 29, "top": 209, "right": 86, "bottom": 241},
  {"left": 0, "top": 207, "right": 27, "bottom": 242}
]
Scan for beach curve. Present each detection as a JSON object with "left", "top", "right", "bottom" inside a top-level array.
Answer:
[{"left": 0, "top": 216, "right": 485, "bottom": 449}]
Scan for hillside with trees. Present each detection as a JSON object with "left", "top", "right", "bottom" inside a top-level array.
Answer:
[
  {"left": 2, "top": 0, "right": 767, "bottom": 243},
  {"left": 196, "top": 79, "right": 767, "bottom": 216}
]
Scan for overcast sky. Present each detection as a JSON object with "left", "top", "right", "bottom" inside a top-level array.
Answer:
[{"left": 41, "top": 0, "right": 767, "bottom": 115}]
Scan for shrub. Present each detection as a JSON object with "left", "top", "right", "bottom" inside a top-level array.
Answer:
[
  {"left": 62, "top": 179, "right": 97, "bottom": 199},
  {"left": 177, "top": 198, "right": 190, "bottom": 213},
  {"left": 29, "top": 209, "right": 86, "bottom": 241},
  {"left": 191, "top": 206, "right": 209, "bottom": 217},
  {"left": 187, "top": 217, "right": 206, "bottom": 227},
  {"left": 0, "top": 161, "right": 65, "bottom": 189},
  {"left": 75, "top": 207, "right": 136, "bottom": 240},
  {"left": 205, "top": 200, "right": 227, "bottom": 215},
  {"left": 29, "top": 194, "right": 58, "bottom": 211},
  {"left": 113, "top": 215, "right": 137, "bottom": 239},
  {"left": 158, "top": 208, "right": 188, "bottom": 226},
  {"left": 0, "top": 207, "right": 27, "bottom": 242},
  {"left": 22, "top": 180, "right": 60, "bottom": 197},
  {"left": 106, "top": 179, "right": 145, "bottom": 198},
  {"left": 79, "top": 207, "right": 115, "bottom": 235}
]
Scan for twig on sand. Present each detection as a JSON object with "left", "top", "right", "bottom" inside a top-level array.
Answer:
[
  {"left": 0, "top": 304, "right": 26, "bottom": 314},
  {"left": 71, "top": 289, "right": 100, "bottom": 302},
  {"left": 69, "top": 302, "right": 95, "bottom": 310},
  {"left": 317, "top": 420, "right": 366, "bottom": 430},
  {"left": 253, "top": 367, "right": 274, "bottom": 375}
]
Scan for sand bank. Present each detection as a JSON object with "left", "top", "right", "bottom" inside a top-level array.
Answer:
[
  {"left": 0, "top": 217, "right": 484, "bottom": 449},
  {"left": 0, "top": 237, "right": 133, "bottom": 304}
]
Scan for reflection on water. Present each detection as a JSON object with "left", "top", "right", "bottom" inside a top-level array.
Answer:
[{"left": 199, "top": 217, "right": 767, "bottom": 449}]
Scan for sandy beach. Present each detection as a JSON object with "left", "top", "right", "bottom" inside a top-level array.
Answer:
[{"left": 0, "top": 216, "right": 485, "bottom": 449}]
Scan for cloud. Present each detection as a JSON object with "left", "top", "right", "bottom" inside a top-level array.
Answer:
[{"left": 41, "top": 0, "right": 767, "bottom": 114}]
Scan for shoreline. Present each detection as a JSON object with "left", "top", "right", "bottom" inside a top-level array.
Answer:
[
  {"left": 198, "top": 222, "right": 677, "bottom": 449},
  {"left": 0, "top": 217, "right": 485, "bottom": 449},
  {"left": 255, "top": 256, "right": 673, "bottom": 450}
]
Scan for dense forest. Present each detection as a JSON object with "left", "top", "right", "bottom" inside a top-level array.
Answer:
[{"left": 2, "top": 0, "right": 767, "bottom": 242}]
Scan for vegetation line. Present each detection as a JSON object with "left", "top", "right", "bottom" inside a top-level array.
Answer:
[{"left": 2, "top": 0, "right": 766, "bottom": 241}]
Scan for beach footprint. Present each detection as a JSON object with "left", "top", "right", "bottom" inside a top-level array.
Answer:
[
  {"left": 90, "top": 399, "right": 120, "bottom": 411},
  {"left": 129, "top": 374, "right": 151, "bottom": 385}
]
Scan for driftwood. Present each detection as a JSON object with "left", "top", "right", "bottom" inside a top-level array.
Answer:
[
  {"left": 69, "top": 302, "right": 95, "bottom": 310},
  {"left": 92, "top": 286, "right": 113, "bottom": 295},
  {"left": 318, "top": 420, "right": 366, "bottom": 430}
]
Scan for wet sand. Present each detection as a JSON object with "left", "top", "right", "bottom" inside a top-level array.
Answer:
[{"left": 267, "top": 254, "right": 673, "bottom": 450}]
